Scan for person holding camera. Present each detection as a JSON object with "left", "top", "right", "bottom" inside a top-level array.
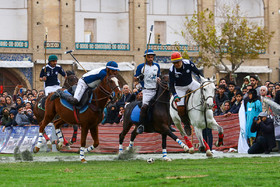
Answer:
[
  {"left": 248, "top": 112, "right": 276, "bottom": 154},
  {"left": 15, "top": 106, "right": 32, "bottom": 127}
]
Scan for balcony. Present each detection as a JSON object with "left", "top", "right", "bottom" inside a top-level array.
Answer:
[
  {"left": 0, "top": 40, "right": 28, "bottom": 48},
  {"left": 75, "top": 43, "right": 130, "bottom": 51}
]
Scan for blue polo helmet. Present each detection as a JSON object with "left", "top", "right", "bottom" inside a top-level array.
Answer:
[
  {"left": 106, "top": 61, "right": 120, "bottom": 71},
  {"left": 144, "top": 49, "right": 156, "bottom": 57}
]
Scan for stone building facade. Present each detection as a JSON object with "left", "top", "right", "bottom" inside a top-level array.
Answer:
[{"left": 0, "top": 0, "right": 279, "bottom": 94}]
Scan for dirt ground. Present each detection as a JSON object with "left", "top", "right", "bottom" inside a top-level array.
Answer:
[{"left": 0, "top": 150, "right": 280, "bottom": 163}]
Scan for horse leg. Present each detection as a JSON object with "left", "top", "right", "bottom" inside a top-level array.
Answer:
[
  {"left": 119, "top": 122, "right": 133, "bottom": 154},
  {"left": 194, "top": 127, "right": 212, "bottom": 157},
  {"left": 53, "top": 118, "right": 66, "bottom": 151},
  {"left": 69, "top": 125, "right": 78, "bottom": 145},
  {"left": 34, "top": 111, "right": 56, "bottom": 153},
  {"left": 126, "top": 127, "right": 138, "bottom": 152},
  {"left": 84, "top": 126, "right": 99, "bottom": 154},
  {"left": 43, "top": 130, "right": 52, "bottom": 149},
  {"left": 165, "top": 130, "right": 193, "bottom": 153},
  {"left": 206, "top": 110, "right": 224, "bottom": 147},
  {"left": 80, "top": 126, "right": 89, "bottom": 163},
  {"left": 162, "top": 134, "right": 171, "bottom": 161}
]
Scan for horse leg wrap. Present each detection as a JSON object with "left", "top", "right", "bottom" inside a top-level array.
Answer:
[
  {"left": 43, "top": 132, "right": 50, "bottom": 141},
  {"left": 63, "top": 137, "right": 69, "bottom": 145},
  {"left": 119, "top": 144, "right": 123, "bottom": 153},
  {"left": 37, "top": 133, "right": 43, "bottom": 148},
  {"left": 218, "top": 133, "right": 224, "bottom": 146},
  {"left": 85, "top": 145, "right": 94, "bottom": 153},
  {"left": 72, "top": 131, "right": 78, "bottom": 143},
  {"left": 203, "top": 139, "right": 210, "bottom": 151},
  {"left": 176, "top": 138, "right": 188, "bottom": 151},
  {"left": 128, "top": 141, "right": 134, "bottom": 148},
  {"left": 80, "top": 147, "right": 85, "bottom": 160},
  {"left": 162, "top": 149, "right": 167, "bottom": 158},
  {"left": 55, "top": 129, "right": 64, "bottom": 143},
  {"left": 183, "top": 136, "right": 193, "bottom": 148}
]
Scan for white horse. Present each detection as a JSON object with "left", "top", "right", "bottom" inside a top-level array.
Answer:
[{"left": 170, "top": 76, "right": 224, "bottom": 157}]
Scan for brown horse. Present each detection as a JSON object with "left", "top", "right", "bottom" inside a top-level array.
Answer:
[
  {"left": 33, "top": 74, "right": 121, "bottom": 163},
  {"left": 33, "top": 72, "right": 79, "bottom": 148}
]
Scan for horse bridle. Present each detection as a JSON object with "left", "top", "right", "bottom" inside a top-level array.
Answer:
[
  {"left": 187, "top": 81, "right": 214, "bottom": 111},
  {"left": 200, "top": 81, "right": 215, "bottom": 109},
  {"left": 152, "top": 79, "right": 169, "bottom": 104},
  {"left": 92, "top": 76, "right": 120, "bottom": 101}
]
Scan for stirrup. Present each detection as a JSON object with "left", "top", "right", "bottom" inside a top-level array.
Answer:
[{"left": 136, "top": 125, "right": 144, "bottom": 134}]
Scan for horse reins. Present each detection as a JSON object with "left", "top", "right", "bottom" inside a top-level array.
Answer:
[
  {"left": 151, "top": 80, "right": 169, "bottom": 105},
  {"left": 186, "top": 81, "right": 214, "bottom": 112}
]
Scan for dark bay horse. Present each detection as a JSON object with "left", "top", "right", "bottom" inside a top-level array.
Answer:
[
  {"left": 33, "top": 74, "right": 121, "bottom": 163},
  {"left": 119, "top": 76, "right": 193, "bottom": 161},
  {"left": 33, "top": 72, "right": 79, "bottom": 148}
]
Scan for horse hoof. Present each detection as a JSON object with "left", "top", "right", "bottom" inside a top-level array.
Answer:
[
  {"left": 69, "top": 139, "right": 74, "bottom": 145},
  {"left": 56, "top": 143, "right": 63, "bottom": 151},
  {"left": 189, "top": 147, "right": 195, "bottom": 154},
  {"left": 33, "top": 147, "right": 40, "bottom": 153},
  {"left": 206, "top": 150, "right": 213, "bottom": 157},
  {"left": 183, "top": 146, "right": 189, "bottom": 152},
  {"left": 65, "top": 145, "right": 71, "bottom": 150},
  {"left": 81, "top": 159, "right": 87, "bottom": 163},
  {"left": 215, "top": 140, "right": 223, "bottom": 147},
  {"left": 47, "top": 141, "right": 52, "bottom": 149},
  {"left": 163, "top": 157, "right": 172, "bottom": 162}
]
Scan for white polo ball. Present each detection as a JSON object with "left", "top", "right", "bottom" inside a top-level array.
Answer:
[{"left": 147, "top": 158, "right": 154, "bottom": 164}]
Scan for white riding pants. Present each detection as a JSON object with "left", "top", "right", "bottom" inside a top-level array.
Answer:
[
  {"left": 74, "top": 79, "right": 88, "bottom": 102},
  {"left": 142, "top": 89, "right": 157, "bottom": 105},
  {"left": 175, "top": 80, "right": 200, "bottom": 106},
  {"left": 45, "top": 85, "right": 62, "bottom": 96}
]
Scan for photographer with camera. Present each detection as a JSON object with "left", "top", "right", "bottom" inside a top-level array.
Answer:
[{"left": 248, "top": 112, "right": 276, "bottom": 154}]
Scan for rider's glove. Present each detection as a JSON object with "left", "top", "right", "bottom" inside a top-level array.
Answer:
[
  {"left": 137, "top": 74, "right": 144, "bottom": 81},
  {"left": 174, "top": 95, "right": 181, "bottom": 102}
]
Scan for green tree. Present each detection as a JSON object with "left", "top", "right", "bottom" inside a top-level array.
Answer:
[{"left": 180, "top": 5, "right": 274, "bottom": 80}]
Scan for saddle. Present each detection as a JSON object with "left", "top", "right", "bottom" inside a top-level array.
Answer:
[{"left": 51, "top": 86, "right": 93, "bottom": 111}]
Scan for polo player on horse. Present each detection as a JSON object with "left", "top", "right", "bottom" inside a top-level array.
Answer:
[
  {"left": 66, "top": 61, "right": 119, "bottom": 105},
  {"left": 169, "top": 52, "right": 204, "bottom": 136},
  {"left": 39, "top": 55, "right": 67, "bottom": 96}
]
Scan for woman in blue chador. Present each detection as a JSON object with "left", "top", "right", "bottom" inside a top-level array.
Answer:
[{"left": 246, "top": 89, "right": 262, "bottom": 146}]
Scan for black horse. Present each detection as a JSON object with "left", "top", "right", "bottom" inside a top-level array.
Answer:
[{"left": 118, "top": 75, "right": 192, "bottom": 161}]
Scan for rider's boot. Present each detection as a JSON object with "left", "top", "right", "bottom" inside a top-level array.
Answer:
[
  {"left": 66, "top": 97, "right": 79, "bottom": 105},
  {"left": 136, "top": 104, "right": 148, "bottom": 134},
  {"left": 177, "top": 106, "right": 192, "bottom": 136}
]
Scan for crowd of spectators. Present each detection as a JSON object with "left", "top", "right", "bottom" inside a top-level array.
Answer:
[
  {"left": 0, "top": 85, "right": 42, "bottom": 132},
  {"left": 0, "top": 74, "right": 279, "bottom": 154}
]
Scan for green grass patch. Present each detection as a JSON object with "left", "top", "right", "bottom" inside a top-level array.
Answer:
[{"left": 0, "top": 156, "right": 279, "bottom": 186}]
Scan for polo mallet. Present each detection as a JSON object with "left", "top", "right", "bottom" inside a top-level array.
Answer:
[
  {"left": 65, "top": 50, "right": 87, "bottom": 73},
  {"left": 44, "top": 27, "right": 48, "bottom": 73},
  {"left": 142, "top": 25, "right": 154, "bottom": 73}
]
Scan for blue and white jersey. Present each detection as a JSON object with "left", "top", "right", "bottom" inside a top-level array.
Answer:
[
  {"left": 40, "top": 63, "right": 66, "bottom": 87},
  {"left": 135, "top": 62, "right": 160, "bottom": 89},
  {"left": 169, "top": 59, "right": 202, "bottom": 96},
  {"left": 82, "top": 68, "right": 107, "bottom": 88}
]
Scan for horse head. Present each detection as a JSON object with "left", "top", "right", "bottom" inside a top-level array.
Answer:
[
  {"left": 200, "top": 76, "right": 215, "bottom": 109},
  {"left": 98, "top": 74, "right": 121, "bottom": 101},
  {"left": 155, "top": 74, "right": 170, "bottom": 102},
  {"left": 63, "top": 73, "right": 78, "bottom": 89}
]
